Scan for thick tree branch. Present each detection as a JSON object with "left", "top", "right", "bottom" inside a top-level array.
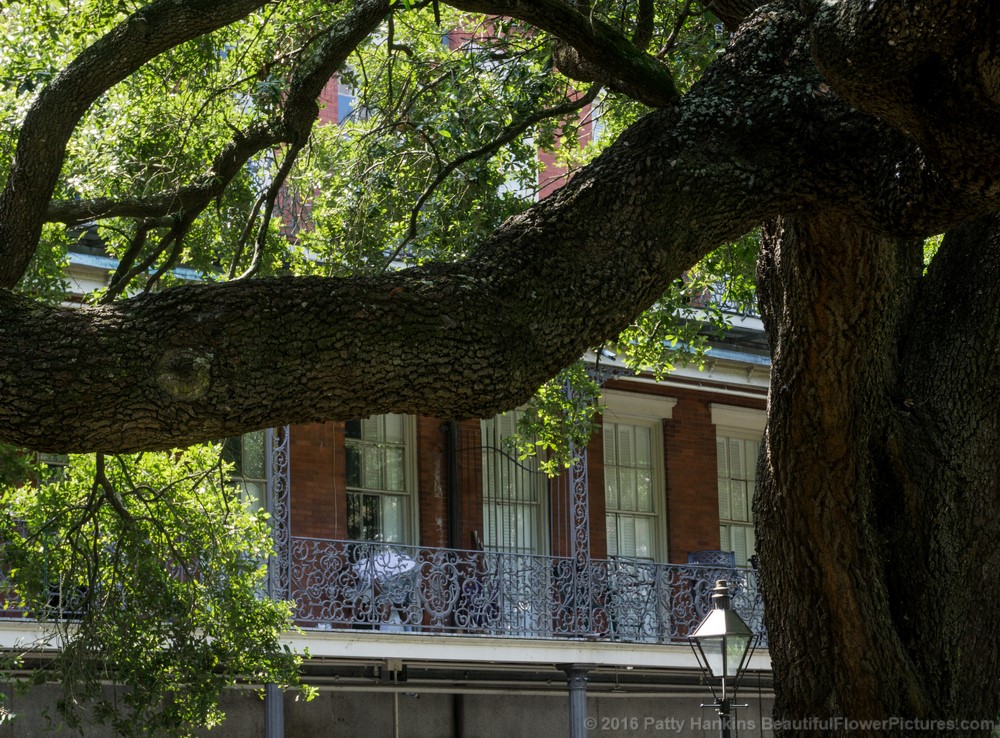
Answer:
[
  {"left": 807, "top": 0, "right": 1000, "bottom": 199},
  {"left": 2, "top": 2, "right": 999, "bottom": 454},
  {"left": 888, "top": 216, "right": 1000, "bottom": 720},
  {"left": 45, "top": 123, "right": 283, "bottom": 227},
  {"left": 0, "top": 0, "right": 273, "bottom": 289},
  {"left": 755, "top": 213, "right": 927, "bottom": 726},
  {"left": 0, "top": 61, "right": 804, "bottom": 451},
  {"left": 442, "top": 0, "right": 678, "bottom": 106}
]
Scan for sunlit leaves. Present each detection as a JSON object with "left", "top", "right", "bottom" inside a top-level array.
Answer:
[
  {"left": 512, "top": 363, "right": 602, "bottom": 475},
  {"left": 0, "top": 447, "right": 303, "bottom": 737},
  {"left": 0, "top": 4, "right": 765, "bottom": 727}
]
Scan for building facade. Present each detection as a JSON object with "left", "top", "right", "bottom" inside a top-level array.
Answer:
[
  {"left": 0, "top": 72, "right": 776, "bottom": 738},
  {"left": 222, "top": 335, "right": 774, "bottom": 737}
]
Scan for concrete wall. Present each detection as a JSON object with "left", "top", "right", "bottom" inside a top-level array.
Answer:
[{"left": 0, "top": 685, "right": 774, "bottom": 738}]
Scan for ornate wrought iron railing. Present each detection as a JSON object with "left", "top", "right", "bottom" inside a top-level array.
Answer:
[{"left": 289, "top": 537, "right": 765, "bottom": 645}]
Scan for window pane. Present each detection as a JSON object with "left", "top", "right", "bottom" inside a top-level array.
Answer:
[
  {"left": 481, "top": 411, "right": 543, "bottom": 555},
  {"left": 718, "top": 478, "right": 731, "bottom": 519},
  {"left": 716, "top": 438, "right": 728, "bottom": 479},
  {"left": 729, "top": 438, "right": 745, "bottom": 479},
  {"left": 222, "top": 437, "right": 242, "bottom": 473},
  {"left": 363, "top": 445, "right": 382, "bottom": 489},
  {"left": 717, "top": 435, "right": 757, "bottom": 565},
  {"left": 620, "top": 469, "right": 637, "bottom": 512},
  {"left": 515, "top": 506, "right": 533, "bottom": 553},
  {"left": 617, "top": 425, "right": 635, "bottom": 466},
  {"left": 385, "top": 447, "right": 405, "bottom": 491},
  {"left": 382, "top": 496, "right": 403, "bottom": 543},
  {"left": 620, "top": 516, "right": 636, "bottom": 557},
  {"left": 603, "top": 420, "right": 659, "bottom": 561},
  {"left": 347, "top": 493, "right": 362, "bottom": 540},
  {"left": 498, "top": 506, "right": 514, "bottom": 549},
  {"left": 243, "top": 431, "right": 265, "bottom": 478},
  {"left": 634, "top": 517, "right": 652, "bottom": 560},
  {"left": 345, "top": 415, "right": 412, "bottom": 543},
  {"left": 606, "top": 515, "right": 619, "bottom": 557},
  {"left": 731, "top": 525, "right": 748, "bottom": 565},
  {"left": 605, "top": 472, "right": 618, "bottom": 509},
  {"left": 384, "top": 414, "right": 404, "bottom": 444},
  {"left": 345, "top": 444, "right": 362, "bottom": 488},
  {"left": 637, "top": 469, "right": 652, "bottom": 512},
  {"left": 635, "top": 426, "right": 650, "bottom": 466},
  {"left": 483, "top": 502, "right": 500, "bottom": 549},
  {"left": 745, "top": 439, "right": 759, "bottom": 482},
  {"left": 242, "top": 481, "right": 264, "bottom": 513},
  {"left": 732, "top": 480, "right": 749, "bottom": 522},
  {"left": 363, "top": 494, "right": 379, "bottom": 540},
  {"left": 603, "top": 428, "right": 616, "bottom": 466}
]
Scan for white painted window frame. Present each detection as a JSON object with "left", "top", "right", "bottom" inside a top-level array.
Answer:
[
  {"left": 600, "top": 390, "right": 676, "bottom": 562},
  {"left": 710, "top": 404, "right": 766, "bottom": 566}
]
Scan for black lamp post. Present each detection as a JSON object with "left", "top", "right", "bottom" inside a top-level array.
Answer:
[{"left": 689, "top": 580, "right": 757, "bottom": 738}]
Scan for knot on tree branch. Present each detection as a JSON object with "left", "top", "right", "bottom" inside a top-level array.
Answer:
[{"left": 156, "top": 349, "right": 214, "bottom": 401}]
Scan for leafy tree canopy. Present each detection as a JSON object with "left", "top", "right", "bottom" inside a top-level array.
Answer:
[
  {"left": 0, "top": 1, "right": 747, "bottom": 732},
  {"left": 0, "top": 446, "right": 304, "bottom": 736},
  {"left": 2, "top": 0, "right": 1000, "bottom": 735}
]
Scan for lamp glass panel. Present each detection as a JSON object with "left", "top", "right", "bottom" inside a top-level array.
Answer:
[
  {"left": 699, "top": 636, "right": 725, "bottom": 678},
  {"left": 725, "top": 633, "right": 751, "bottom": 678}
]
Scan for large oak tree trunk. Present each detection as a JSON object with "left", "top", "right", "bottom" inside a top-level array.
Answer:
[{"left": 756, "top": 213, "right": 1000, "bottom": 736}]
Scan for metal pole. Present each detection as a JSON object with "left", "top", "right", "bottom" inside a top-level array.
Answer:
[
  {"left": 264, "top": 683, "right": 284, "bottom": 738},
  {"left": 562, "top": 664, "right": 590, "bottom": 738},
  {"left": 394, "top": 691, "right": 400, "bottom": 738},
  {"left": 264, "top": 428, "right": 288, "bottom": 738},
  {"left": 719, "top": 697, "right": 732, "bottom": 738}
]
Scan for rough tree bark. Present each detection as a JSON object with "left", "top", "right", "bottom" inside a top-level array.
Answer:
[
  {"left": 2, "top": 1, "right": 1000, "bottom": 734},
  {"left": 756, "top": 210, "right": 1000, "bottom": 736},
  {"left": 2, "top": 3, "right": 991, "bottom": 452}
]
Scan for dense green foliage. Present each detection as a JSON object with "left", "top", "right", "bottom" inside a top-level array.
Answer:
[{"left": 0, "top": 448, "right": 305, "bottom": 736}]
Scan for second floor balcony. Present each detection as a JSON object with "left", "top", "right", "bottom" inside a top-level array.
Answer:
[{"left": 287, "top": 538, "right": 765, "bottom": 645}]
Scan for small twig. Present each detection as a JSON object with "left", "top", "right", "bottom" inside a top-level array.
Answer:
[
  {"left": 234, "top": 141, "right": 305, "bottom": 281},
  {"left": 100, "top": 218, "right": 183, "bottom": 303},
  {"left": 228, "top": 188, "right": 270, "bottom": 279},
  {"left": 103, "top": 221, "right": 151, "bottom": 296},
  {"left": 144, "top": 215, "right": 194, "bottom": 294},
  {"left": 658, "top": 0, "right": 694, "bottom": 59},
  {"left": 383, "top": 84, "right": 602, "bottom": 270},
  {"left": 94, "top": 453, "right": 136, "bottom": 528}
]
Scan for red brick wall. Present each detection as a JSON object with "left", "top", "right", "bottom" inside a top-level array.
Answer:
[
  {"left": 663, "top": 387, "right": 765, "bottom": 563},
  {"left": 289, "top": 421, "right": 345, "bottom": 539},
  {"left": 664, "top": 395, "right": 720, "bottom": 562},
  {"left": 416, "top": 417, "right": 448, "bottom": 549},
  {"left": 285, "top": 384, "right": 764, "bottom": 565},
  {"left": 453, "top": 419, "right": 484, "bottom": 551}
]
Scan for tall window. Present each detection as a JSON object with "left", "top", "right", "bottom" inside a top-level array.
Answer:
[
  {"left": 716, "top": 435, "right": 757, "bottom": 566},
  {"left": 604, "top": 421, "right": 658, "bottom": 560},
  {"left": 223, "top": 430, "right": 267, "bottom": 513},
  {"left": 480, "top": 410, "right": 545, "bottom": 555},
  {"left": 345, "top": 414, "right": 412, "bottom": 543}
]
